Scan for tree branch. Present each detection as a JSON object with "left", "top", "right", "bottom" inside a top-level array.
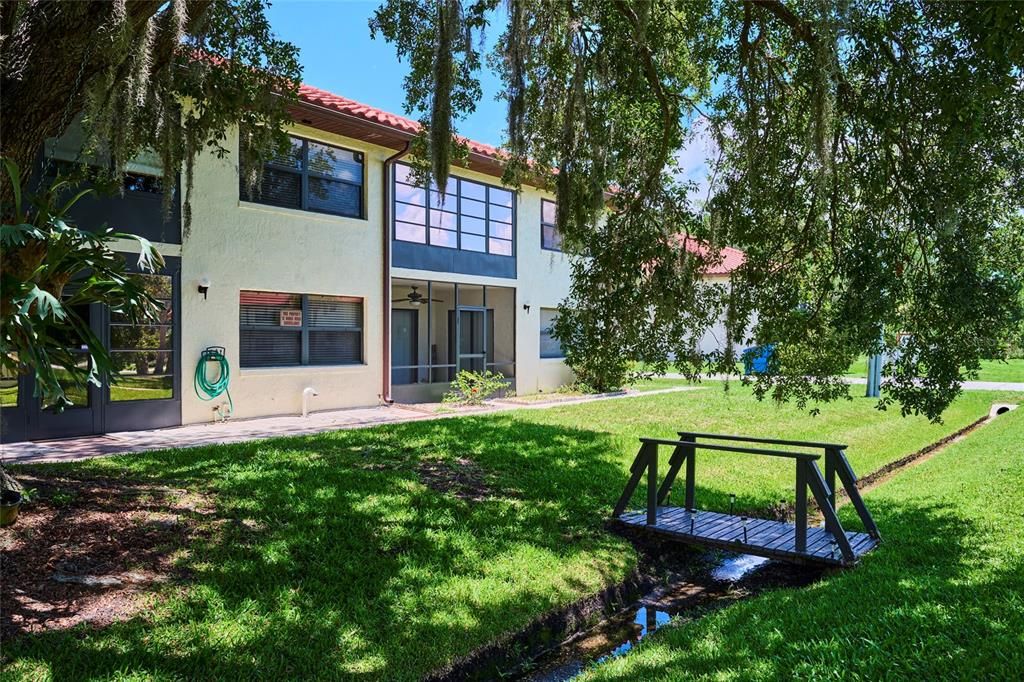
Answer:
[
  {"left": 611, "top": 0, "right": 677, "bottom": 206},
  {"left": 749, "top": 0, "right": 816, "bottom": 45}
]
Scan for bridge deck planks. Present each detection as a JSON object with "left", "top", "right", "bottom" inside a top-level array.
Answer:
[{"left": 617, "top": 506, "right": 879, "bottom": 566}]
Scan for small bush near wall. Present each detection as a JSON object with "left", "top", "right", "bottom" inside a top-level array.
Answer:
[{"left": 442, "top": 370, "right": 509, "bottom": 406}]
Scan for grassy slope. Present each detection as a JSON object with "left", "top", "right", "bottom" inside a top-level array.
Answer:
[
  {"left": 581, "top": 408, "right": 1024, "bottom": 681},
  {"left": 3, "top": 386, "right": 1017, "bottom": 680}
]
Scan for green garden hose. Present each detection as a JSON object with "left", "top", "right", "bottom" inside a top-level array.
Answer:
[{"left": 194, "top": 346, "right": 233, "bottom": 415}]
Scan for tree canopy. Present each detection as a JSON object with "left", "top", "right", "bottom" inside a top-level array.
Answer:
[
  {"left": 1, "top": 0, "right": 301, "bottom": 405},
  {"left": 1, "top": 0, "right": 1022, "bottom": 420},
  {"left": 373, "top": 0, "right": 1024, "bottom": 419}
]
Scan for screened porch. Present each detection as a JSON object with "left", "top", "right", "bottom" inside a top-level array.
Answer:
[{"left": 391, "top": 278, "right": 515, "bottom": 403}]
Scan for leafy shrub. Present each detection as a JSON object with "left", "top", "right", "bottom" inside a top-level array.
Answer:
[
  {"left": 556, "top": 381, "right": 598, "bottom": 395},
  {"left": 442, "top": 370, "right": 509, "bottom": 406}
]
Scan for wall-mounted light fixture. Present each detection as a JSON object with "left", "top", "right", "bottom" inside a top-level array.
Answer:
[
  {"left": 522, "top": 303, "right": 531, "bottom": 314},
  {"left": 197, "top": 277, "right": 211, "bottom": 300}
]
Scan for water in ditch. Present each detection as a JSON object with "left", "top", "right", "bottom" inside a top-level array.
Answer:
[{"left": 516, "top": 553, "right": 805, "bottom": 681}]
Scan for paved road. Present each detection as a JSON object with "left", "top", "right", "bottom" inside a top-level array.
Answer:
[{"left": 841, "top": 376, "right": 1024, "bottom": 392}]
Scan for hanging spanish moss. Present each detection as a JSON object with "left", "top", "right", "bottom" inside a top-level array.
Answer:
[{"left": 430, "top": 0, "right": 458, "bottom": 198}]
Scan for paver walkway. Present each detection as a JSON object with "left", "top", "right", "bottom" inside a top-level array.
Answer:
[{"left": 1, "top": 386, "right": 697, "bottom": 465}]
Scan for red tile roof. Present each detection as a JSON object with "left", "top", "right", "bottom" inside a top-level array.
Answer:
[
  {"left": 673, "top": 235, "right": 746, "bottom": 275},
  {"left": 297, "top": 84, "right": 503, "bottom": 160}
]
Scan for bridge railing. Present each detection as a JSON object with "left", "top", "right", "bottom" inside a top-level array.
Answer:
[{"left": 611, "top": 432, "right": 880, "bottom": 563}]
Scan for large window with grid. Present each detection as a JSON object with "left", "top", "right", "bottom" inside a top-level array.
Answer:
[
  {"left": 240, "top": 135, "right": 364, "bottom": 219},
  {"left": 239, "top": 291, "right": 363, "bottom": 368},
  {"left": 393, "top": 163, "right": 514, "bottom": 256}
]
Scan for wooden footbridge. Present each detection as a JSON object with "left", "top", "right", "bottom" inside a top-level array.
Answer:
[{"left": 612, "top": 432, "right": 880, "bottom": 566}]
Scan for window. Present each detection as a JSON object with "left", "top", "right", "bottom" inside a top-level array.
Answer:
[
  {"left": 393, "top": 163, "right": 514, "bottom": 256},
  {"left": 109, "top": 274, "right": 175, "bottom": 401},
  {"left": 1, "top": 353, "right": 19, "bottom": 408},
  {"left": 541, "top": 199, "right": 561, "bottom": 251},
  {"left": 240, "top": 291, "right": 363, "bottom": 368},
  {"left": 540, "top": 308, "right": 564, "bottom": 359},
  {"left": 241, "top": 135, "right": 364, "bottom": 219}
]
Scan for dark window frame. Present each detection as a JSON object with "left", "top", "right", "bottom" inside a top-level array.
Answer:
[
  {"left": 242, "top": 135, "right": 366, "bottom": 220},
  {"left": 541, "top": 199, "right": 562, "bottom": 252},
  {"left": 239, "top": 291, "right": 364, "bottom": 368},
  {"left": 393, "top": 163, "right": 515, "bottom": 257}
]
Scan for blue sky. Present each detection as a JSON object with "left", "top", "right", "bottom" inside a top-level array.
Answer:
[{"left": 266, "top": 0, "right": 508, "bottom": 146}]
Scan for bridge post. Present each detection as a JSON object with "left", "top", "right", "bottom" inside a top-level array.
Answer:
[
  {"left": 646, "top": 442, "right": 658, "bottom": 526},
  {"left": 682, "top": 433, "right": 696, "bottom": 511},
  {"left": 805, "top": 461, "right": 856, "bottom": 562},
  {"left": 795, "top": 460, "right": 808, "bottom": 552},
  {"left": 824, "top": 448, "right": 838, "bottom": 535},
  {"left": 612, "top": 443, "right": 648, "bottom": 518},
  {"left": 657, "top": 443, "right": 687, "bottom": 505},
  {"left": 833, "top": 448, "right": 881, "bottom": 540}
]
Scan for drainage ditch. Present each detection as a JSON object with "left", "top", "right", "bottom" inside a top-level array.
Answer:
[
  {"left": 426, "top": 534, "right": 825, "bottom": 681},
  {"left": 428, "top": 401, "right": 1017, "bottom": 681}
]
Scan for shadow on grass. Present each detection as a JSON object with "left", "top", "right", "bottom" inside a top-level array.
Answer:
[
  {"left": 585, "top": 497, "right": 1024, "bottom": 680},
  {"left": 5, "top": 417, "right": 643, "bottom": 680}
]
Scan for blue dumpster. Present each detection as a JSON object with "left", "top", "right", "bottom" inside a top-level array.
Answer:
[{"left": 742, "top": 344, "right": 775, "bottom": 375}]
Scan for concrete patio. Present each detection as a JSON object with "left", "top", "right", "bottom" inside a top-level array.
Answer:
[{"left": 1, "top": 386, "right": 697, "bottom": 465}]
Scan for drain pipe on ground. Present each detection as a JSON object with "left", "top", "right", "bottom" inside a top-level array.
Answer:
[{"left": 381, "top": 141, "right": 412, "bottom": 407}]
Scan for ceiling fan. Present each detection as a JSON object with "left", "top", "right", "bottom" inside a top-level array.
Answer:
[{"left": 392, "top": 286, "right": 443, "bottom": 306}]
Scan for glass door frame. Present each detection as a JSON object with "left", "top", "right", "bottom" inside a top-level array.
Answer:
[
  {"left": 0, "top": 256, "right": 181, "bottom": 443},
  {"left": 103, "top": 256, "right": 182, "bottom": 433},
  {"left": 29, "top": 301, "right": 105, "bottom": 439},
  {"left": 455, "top": 305, "right": 488, "bottom": 374}
]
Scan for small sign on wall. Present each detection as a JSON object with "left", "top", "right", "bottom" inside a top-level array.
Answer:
[{"left": 280, "top": 309, "right": 302, "bottom": 327}]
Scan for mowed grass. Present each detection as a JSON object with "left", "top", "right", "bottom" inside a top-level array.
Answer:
[
  {"left": 579, "top": 405, "right": 1024, "bottom": 681},
  {"left": 3, "top": 385, "right": 1017, "bottom": 680}
]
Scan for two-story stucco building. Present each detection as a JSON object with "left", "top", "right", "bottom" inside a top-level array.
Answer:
[{"left": 1, "top": 83, "right": 582, "bottom": 442}]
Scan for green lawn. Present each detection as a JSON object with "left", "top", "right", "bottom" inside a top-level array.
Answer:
[
  {"left": 3, "top": 385, "right": 1018, "bottom": 680},
  {"left": 0, "top": 374, "right": 172, "bottom": 407},
  {"left": 970, "top": 358, "right": 1024, "bottom": 383},
  {"left": 580, "top": 404, "right": 1024, "bottom": 681}
]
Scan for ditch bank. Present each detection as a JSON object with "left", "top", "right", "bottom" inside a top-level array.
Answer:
[
  {"left": 425, "top": 533, "right": 824, "bottom": 681},
  {"left": 426, "top": 402, "right": 1017, "bottom": 681}
]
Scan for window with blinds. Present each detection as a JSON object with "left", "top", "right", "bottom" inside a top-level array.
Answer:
[
  {"left": 239, "top": 291, "right": 363, "bottom": 368},
  {"left": 240, "top": 135, "right": 364, "bottom": 219}
]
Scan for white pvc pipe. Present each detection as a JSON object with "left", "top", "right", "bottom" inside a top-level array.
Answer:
[{"left": 302, "top": 387, "right": 319, "bottom": 418}]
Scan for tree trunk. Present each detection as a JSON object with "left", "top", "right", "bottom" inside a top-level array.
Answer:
[{"left": 0, "top": 1, "right": 170, "bottom": 199}]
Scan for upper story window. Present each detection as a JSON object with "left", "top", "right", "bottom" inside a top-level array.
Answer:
[
  {"left": 239, "top": 291, "right": 363, "bottom": 368},
  {"left": 241, "top": 135, "right": 364, "bottom": 219},
  {"left": 393, "top": 163, "right": 514, "bottom": 256},
  {"left": 541, "top": 199, "right": 562, "bottom": 251}
]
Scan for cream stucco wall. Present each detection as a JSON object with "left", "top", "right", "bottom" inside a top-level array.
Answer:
[
  {"left": 178, "top": 122, "right": 575, "bottom": 422},
  {"left": 180, "top": 124, "right": 394, "bottom": 423}
]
